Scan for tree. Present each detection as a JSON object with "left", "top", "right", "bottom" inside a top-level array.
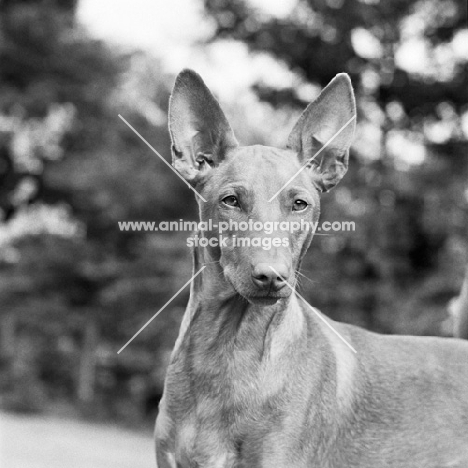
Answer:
[{"left": 0, "top": 2, "right": 194, "bottom": 417}]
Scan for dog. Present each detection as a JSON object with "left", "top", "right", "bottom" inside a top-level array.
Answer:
[{"left": 155, "top": 69, "right": 468, "bottom": 467}]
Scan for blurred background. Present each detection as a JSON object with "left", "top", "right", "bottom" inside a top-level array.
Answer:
[{"left": 0, "top": 0, "right": 467, "bottom": 466}]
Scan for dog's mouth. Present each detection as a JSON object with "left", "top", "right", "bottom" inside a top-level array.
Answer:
[{"left": 246, "top": 292, "right": 291, "bottom": 306}]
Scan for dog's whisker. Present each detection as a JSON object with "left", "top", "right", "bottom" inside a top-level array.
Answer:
[{"left": 296, "top": 270, "right": 320, "bottom": 285}]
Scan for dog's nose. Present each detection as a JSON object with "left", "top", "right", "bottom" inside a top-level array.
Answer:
[{"left": 251, "top": 263, "right": 289, "bottom": 291}]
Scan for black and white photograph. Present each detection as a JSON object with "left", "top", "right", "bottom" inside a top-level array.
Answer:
[{"left": 1, "top": 0, "right": 468, "bottom": 466}]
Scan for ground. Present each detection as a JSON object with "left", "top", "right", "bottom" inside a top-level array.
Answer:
[{"left": 0, "top": 412, "right": 155, "bottom": 468}]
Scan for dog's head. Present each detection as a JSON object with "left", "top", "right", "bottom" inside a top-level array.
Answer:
[{"left": 169, "top": 69, "right": 356, "bottom": 305}]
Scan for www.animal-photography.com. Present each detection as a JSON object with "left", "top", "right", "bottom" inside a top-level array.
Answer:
[{"left": 1, "top": 1, "right": 468, "bottom": 467}]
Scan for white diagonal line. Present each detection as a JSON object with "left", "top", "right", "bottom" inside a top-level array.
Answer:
[
  {"left": 117, "top": 266, "right": 206, "bottom": 354},
  {"left": 118, "top": 114, "right": 207, "bottom": 203},
  {"left": 268, "top": 116, "right": 356, "bottom": 202},
  {"left": 269, "top": 266, "right": 357, "bottom": 353}
]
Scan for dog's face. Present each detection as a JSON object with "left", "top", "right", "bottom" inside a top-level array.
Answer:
[
  {"left": 198, "top": 145, "right": 320, "bottom": 304},
  {"left": 169, "top": 69, "right": 355, "bottom": 305}
]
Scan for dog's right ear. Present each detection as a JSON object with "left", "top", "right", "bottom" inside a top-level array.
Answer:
[{"left": 169, "top": 69, "right": 238, "bottom": 183}]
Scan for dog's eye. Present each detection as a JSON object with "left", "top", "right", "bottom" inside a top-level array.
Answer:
[
  {"left": 293, "top": 199, "right": 308, "bottom": 212},
  {"left": 222, "top": 196, "right": 239, "bottom": 207}
]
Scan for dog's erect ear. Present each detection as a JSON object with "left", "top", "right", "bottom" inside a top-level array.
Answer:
[
  {"left": 169, "top": 69, "right": 238, "bottom": 183},
  {"left": 287, "top": 73, "right": 356, "bottom": 192}
]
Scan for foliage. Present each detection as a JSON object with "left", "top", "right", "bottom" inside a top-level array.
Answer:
[{"left": 0, "top": 1, "right": 192, "bottom": 423}]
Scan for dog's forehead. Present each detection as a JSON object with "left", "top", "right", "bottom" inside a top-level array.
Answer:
[{"left": 219, "top": 145, "right": 304, "bottom": 185}]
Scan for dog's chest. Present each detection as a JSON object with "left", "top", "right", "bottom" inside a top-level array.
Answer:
[{"left": 166, "top": 344, "right": 296, "bottom": 466}]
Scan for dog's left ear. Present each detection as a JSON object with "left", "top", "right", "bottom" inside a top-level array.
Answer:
[
  {"left": 169, "top": 69, "right": 238, "bottom": 183},
  {"left": 287, "top": 73, "right": 356, "bottom": 192}
]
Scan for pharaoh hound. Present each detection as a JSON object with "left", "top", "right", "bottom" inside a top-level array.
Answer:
[{"left": 155, "top": 69, "right": 468, "bottom": 467}]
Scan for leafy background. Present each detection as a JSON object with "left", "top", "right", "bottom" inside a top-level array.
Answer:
[{"left": 0, "top": 0, "right": 467, "bottom": 431}]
